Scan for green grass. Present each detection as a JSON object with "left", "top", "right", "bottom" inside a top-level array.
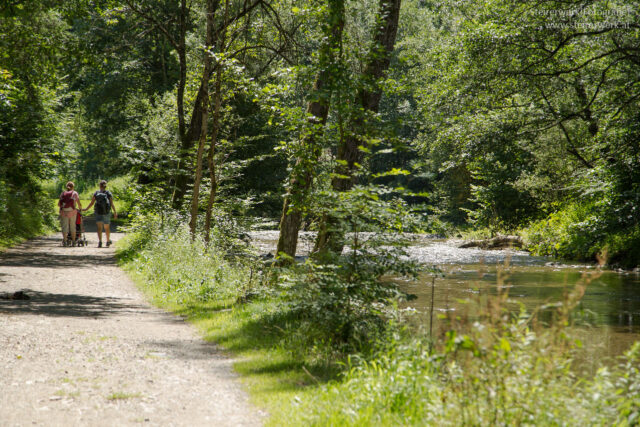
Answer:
[
  {"left": 106, "top": 391, "right": 142, "bottom": 401},
  {"left": 119, "top": 233, "right": 338, "bottom": 424},
  {"left": 117, "top": 232, "right": 338, "bottom": 425},
  {"left": 117, "top": 229, "right": 640, "bottom": 426}
]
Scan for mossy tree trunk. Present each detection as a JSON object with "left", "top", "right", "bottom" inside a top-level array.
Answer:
[
  {"left": 314, "top": 0, "right": 402, "bottom": 256},
  {"left": 276, "top": 0, "right": 345, "bottom": 260}
]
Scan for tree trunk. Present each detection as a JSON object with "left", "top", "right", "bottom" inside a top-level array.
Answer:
[
  {"left": 314, "top": 0, "right": 402, "bottom": 256},
  {"left": 171, "top": 0, "right": 189, "bottom": 209},
  {"left": 205, "top": 0, "right": 228, "bottom": 245},
  {"left": 276, "top": 0, "right": 345, "bottom": 260},
  {"left": 173, "top": 75, "right": 212, "bottom": 210},
  {"left": 188, "top": 0, "right": 219, "bottom": 235}
]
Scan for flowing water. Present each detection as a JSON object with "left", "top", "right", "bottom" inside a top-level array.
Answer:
[
  {"left": 403, "top": 238, "right": 640, "bottom": 363},
  {"left": 250, "top": 232, "right": 640, "bottom": 361}
]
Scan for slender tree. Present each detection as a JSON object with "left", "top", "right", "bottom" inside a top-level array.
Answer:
[
  {"left": 204, "top": 0, "right": 230, "bottom": 243},
  {"left": 275, "top": 0, "right": 345, "bottom": 259},
  {"left": 189, "top": 0, "right": 220, "bottom": 235},
  {"left": 314, "top": 0, "right": 402, "bottom": 255}
]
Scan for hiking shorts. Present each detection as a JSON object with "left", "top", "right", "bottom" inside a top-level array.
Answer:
[
  {"left": 95, "top": 213, "right": 111, "bottom": 225},
  {"left": 61, "top": 214, "right": 75, "bottom": 235}
]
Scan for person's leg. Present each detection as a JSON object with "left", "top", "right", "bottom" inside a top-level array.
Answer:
[
  {"left": 97, "top": 221, "right": 104, "bottom": 247},
  {"left": 105, "top": 224, "right": 111, "bottom": 246},
  {"left": 61, "top": 217, "right": 67, "bottom": 245},
  {"left": 70, "top": 215, "right": 76, "bottom": 245}
]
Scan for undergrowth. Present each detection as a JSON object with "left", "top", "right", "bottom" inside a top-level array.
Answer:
[
  {"left": 0, "top": 178, "right": 55, "bottom": 249},
  {"left": 284, "top": 270, "right": 640, "bottom": 426},
  {"left": 524, "top": 200, "right": 640, "bottom": 269}
]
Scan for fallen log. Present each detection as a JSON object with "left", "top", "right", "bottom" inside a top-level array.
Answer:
[{"left": 459, "top": 235, "right": 523, "bottom": 250}]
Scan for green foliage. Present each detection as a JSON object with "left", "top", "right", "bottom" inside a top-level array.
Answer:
[
  {"left": 0, "top": 5, "right": 67, "bottom": 244},
  {"left": 404, "top": 0, "right": 640, "bottom": 240},
  {"left": 288, "top": 287, "right": 640, "bottom": 426},
  {"left": 0, "top": 178, "right": 55, "bottom": 247},
  {"left": 465, "top": 121, "right": 541, "bottom": 231},
  {"left": 291, "top": 337, "right": 640, "bottom": 425},
  {"left": 525, "top": 192, "right": 640, "bottom": 268},
  {"left": 127, "top": 224, "right": 250, "bottom": 304},
  {"left": 277, "top": 185, "right": 426, "bottom": 353},
  {"left": 525, "top": 201, "right": 605, "bottom": 262}
]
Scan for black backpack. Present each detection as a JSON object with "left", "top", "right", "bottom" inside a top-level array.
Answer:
[{"left": 94, "top": 191, "right": 111, "bottom": 215}]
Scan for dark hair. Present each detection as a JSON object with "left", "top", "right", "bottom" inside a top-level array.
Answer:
[{"left": 99, "top": 180, "right": 107, "bottom": 188}]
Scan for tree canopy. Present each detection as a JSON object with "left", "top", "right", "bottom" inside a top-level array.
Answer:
[{"left": 1, "top": 0, "right": 639, "bottom": 266}]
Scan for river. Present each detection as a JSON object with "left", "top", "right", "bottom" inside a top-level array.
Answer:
[{"left": 249, "top": 231, "right": 640, "bottom": 362}]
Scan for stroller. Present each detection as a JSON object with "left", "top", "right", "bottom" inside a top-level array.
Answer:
[{"left": 65, "top": 210, "right": 88, "bottom": 247}]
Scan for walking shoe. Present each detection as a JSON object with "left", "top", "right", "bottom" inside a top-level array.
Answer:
[
  {"left": 98, "top": 241, "right": 102, "bottom": 248},
  {"left": 72, "top": 240, "right": 76, "bottom": 247},
  {"left": 106, "top": 240, "right": 112, "bottom": 247}
]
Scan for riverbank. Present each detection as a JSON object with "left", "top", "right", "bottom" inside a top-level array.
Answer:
[
  {"left": 118, "top": 227, "right": 640, "bottom": 425},
  {"left": 518, "top": 201, "right": 640, "bottom": 270}
]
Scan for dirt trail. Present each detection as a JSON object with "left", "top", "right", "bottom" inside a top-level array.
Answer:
[{"left": 0, "top": 232, "right": 264, "bottom": 426}]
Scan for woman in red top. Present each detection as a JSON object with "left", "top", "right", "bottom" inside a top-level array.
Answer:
[{"left": 58, "top": 181, "right": 82, "bottom": 246}]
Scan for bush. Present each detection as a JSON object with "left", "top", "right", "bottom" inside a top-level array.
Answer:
[
  {"left": 524, "top": 200, "right": 640, "bottom": 268},
  {"left": 602, "top": 226, "right": 640, "bottom": 269},
  {"left": 0, "top": 177, "right": 55, "bottom": 247},
  {"left": 524, "top": 201, "right": 603, "bottom": 261}
]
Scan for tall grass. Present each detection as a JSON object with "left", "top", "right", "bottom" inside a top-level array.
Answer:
[
  {"left": 126, "top": 225, "right": 250, "bottom": 305},
  {"left": 289, "top": 337, "right": 639, "bottom": 426},
  {"left": 283, "top": 271, "right": 640, "bottom": 426}
]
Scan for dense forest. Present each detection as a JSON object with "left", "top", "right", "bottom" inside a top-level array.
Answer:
[
  {"left": 2, "top": 0, "right": 639, "bottom": 266},
  {"left": 2, "top": 0, "right": 640, "bottom": 423}
]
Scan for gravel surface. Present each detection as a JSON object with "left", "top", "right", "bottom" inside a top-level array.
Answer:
[{"left": 0, "top": 232, "right": 264, "bottom": 426}]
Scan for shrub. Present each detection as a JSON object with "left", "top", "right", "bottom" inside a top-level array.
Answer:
[
  {"left": 0, "top": 177, "right": 55, "bottom": 247},
  {"left": 277, "top": 185, "right": 427, "bottom": 355},
  {"left": 524, "top": 199, "right": 640, "bottom": 268},
  {"left": 524, "top": 201, "right": 603, "bottom": 261}
]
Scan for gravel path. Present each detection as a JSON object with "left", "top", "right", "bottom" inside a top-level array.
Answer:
[{"left": 0, "top": 232, "right": 264, "bottom": 426}]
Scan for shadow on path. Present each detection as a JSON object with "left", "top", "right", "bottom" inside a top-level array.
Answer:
[
  {"left": 0, "top": 235, "right": 116, "bottom": 269},
  {"left": 0, "top": 251, "right": 116, "bottom": 268},
  {"left": 0, "top": 290, "right": 147, "bottom": 318},
  {"left": 143, "top": 339, "right": 225, "bottom": 362}
]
